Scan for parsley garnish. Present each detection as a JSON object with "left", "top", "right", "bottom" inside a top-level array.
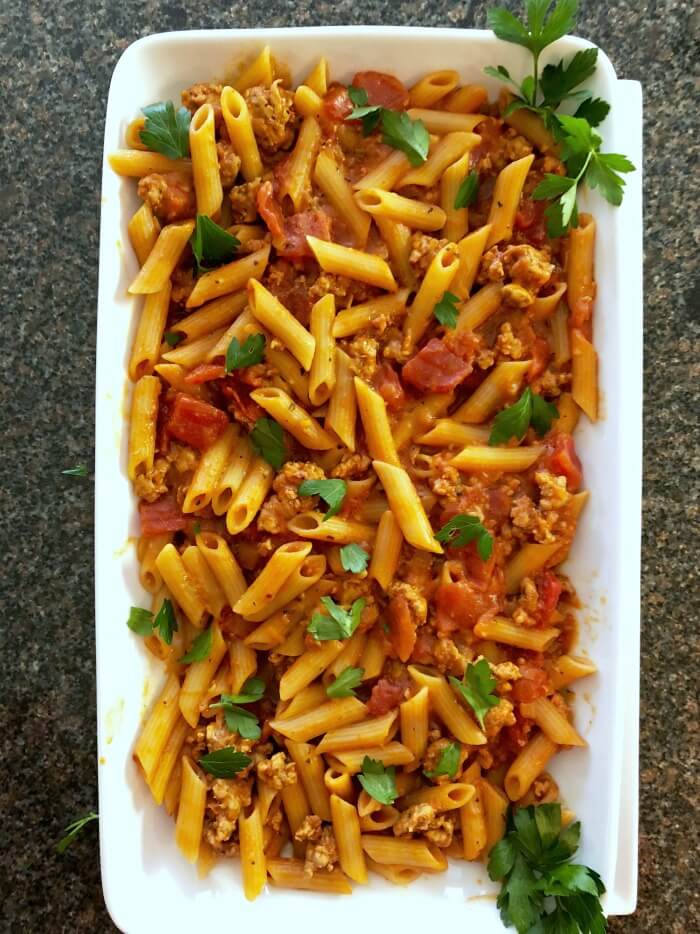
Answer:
[
  {"left": 435, "top": 515, "right": 493, "bottom": 560},
  {"left": 433, "top": 291, "right": 460, "bottom": 329},
  {"left": 358, "top": 756, "right": 398, "bottom": 805},
  {"left": 178, "top": 626, "right": 213, "bottom": 663},
  {"left": 126, "top": 600, "right": 178, "bottom": 645},
  {"left": 454, "top": 169, "right": 480, "bottom": 209},
  {"left": 326, "top": 666, "right": 365, "bottom": 698},
  {"left": 225, "top": 333, "right": 265, "bottom": 373},
  {"left": 450, "top": 658, "right": 500, "bottom": 729},
  {"left": 297, "top": 478, "right": 347, "bottom": 520},
  {"left": 126, "top": 606, "right": 156, "bottom": 637},
  {"left": 198, "top": 747, "right": 252, "bottom": 779},
  {"left": 486, "top": 0, "right": 635, "bottom": 235},
  {"left": 488, "top": 803, "right": 606, "bottom": 933},
  {"left": 250, "top": 417, "right": 286, "bottom": 471},
  {"left": 307, "top": 596, "right": 365, "bottom": 641},
  {"left": 339, "top": 543, "right": 370, "bottom": 574},
  {"left": 62, "top": 465, "right": 88, "bottom": 478},
  {"left": 489, "top": 387, "right": 558, "bottom": 446},
  {"left": 164, "top": 331, "right": 184, "bottom": 347},
  {"left": 190, "top": 214, "right": 240, "bottom": 275},
  {"left": 210, "top": 677, "right": 266, "bottom": 740},
  {"left": 345, "top": 87, "right": 429, "bottom": 166},
  {"left": 139, "top": 101, "right": 191, "bottom": 159},
  {"left": 56, "top": 812, "right": 98, "bottom": 854},
  {"left": 424, "top": 741, "right": 461, "bottom": 779}
]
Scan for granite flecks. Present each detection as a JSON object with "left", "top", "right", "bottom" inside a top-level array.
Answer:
[{"left": 0, "top": 1, "right": 697, "bottom": 932}]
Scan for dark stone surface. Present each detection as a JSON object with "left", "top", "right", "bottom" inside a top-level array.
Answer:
[{"left": 0, "top": 1, "right": 697, "bottom": 931}]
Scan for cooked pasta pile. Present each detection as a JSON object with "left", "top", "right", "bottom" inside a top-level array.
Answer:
[{"left": 112, "top": 46, "right": 599, "bottom": 899}]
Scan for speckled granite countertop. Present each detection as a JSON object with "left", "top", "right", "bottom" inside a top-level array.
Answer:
[{"left": 1, "top": 0, "right": 697, "bottom": 931}]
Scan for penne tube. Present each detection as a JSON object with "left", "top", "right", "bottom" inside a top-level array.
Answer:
[
  {"left": 450, "top": 445, "right": 543, "bottom": 473},
  {"left": 361, "top": 836, "right": 447, "bottom": 872},
  {"left": 520, "top": 697, "right": 586, "bottom": 747},
  {"left": 229, "top": 638, "right": 257, "bottom": 694},
  {"left": 226, "top": 457, "right": 274, "bottom": 535},
  {"left": 453, "top": 361, "right": 531, "bottom": 423},
  {"left": 220, "top": 86, "right": 263, "bottom": 181},
  {"left": 407, "top": 108, "right": 484, "bottom": 134},
  {"left": 373, "top": 216, "right": 417, "bottom": 288},
  {"left": 530, "top": 282, "right": 567, "bottom": 321},
  {"left": 137, "top": 533, "right": 171, "bottom": 593},
  {"left": 161, "top": 328, "right": 225, "bottom": 367},
  {"left": 267, "top": 858, "right": 352, "bottom": 894},
  {"left": 394, "top": 392, "right": 453, "bottom": 450},
  {"left": 504, "top": 102, "right": 558, "bottom": 153},
  {"left": 175, "top": 756, "right": 207, "bottom": 863},
  {"left": 244, "top": 612, "right": 294, "bottom": 651},
  {"left": 317, "top": 710, "right": 397, "bottom": 754},
  {"left": 181, "top": 545, "right": 227, "bottom": 618},
  {"left": 567, "top": 214, "right": 596, "bottom": 332},
  {"left": 359, "top": 806, "right": 400, "bottom": 832},
  {"left": 478, "top": 778, "right": 509, "bottom": 853},
  {"left": 354, "top": 378, "right": 400, "bottom": 466},
  {"left": 415, "top": 419, "right": 489, "bottom": 447},
  {"left": 440, "top": 152, "right": 471, "bottom": 242},
  {"left": 372, "top": 461, "right": 442, "bottom": 555},
  {"left": 128, "top": 375, "right": 160, "bottom": 481},
  {"left": 407, "top": 666, "right": 485, "bottom": 745},
  {"left": 128, "top": 220, "right": 195, "bottom": 295},
  {"left": 399, "top": 783, "right": 475, "bottom": 812},
  {"left": 460, "top": 783, "right": 487, "bottom": 861},
  {"left": 444, "top": 84, "right": 489, "bottom": 114},
  {"left": 314, "top": 148, "right": 371, "bottom": 246},
  {"left": 178, "top": 622, "right": 227, "bottom": 726},
  {"left": 353, "top": 148, "right": 411, "bottom": 191},
  {"left": 325, "top": 767, "right": 354, "bottom": 802},
  {"left": 369, "top": 510, "right": 403, "bottom": 590},
  {"left": 294, "top": 84, "right": 322, "bottom": 116},
  {"left": 189, "top": 103, "right": 223, "bottom": 218},
  {"left": 270, "top": 696, "right": 367, "bottom": 741},
  {"left": 128, "top": 202, "right": 160, "bottom": 265},
  {"left": 186, "top": 245, "right": 270, "bottom": 308},
  {"left": 278, "top": 116, "right": 322, "bottom": 212},
  {"left": 473, "top": 617, "right": 559, "bottom": 651},
  {"left": 234, "top": 46, "right": 273, "bottom": 91},
  {"left": 163, "top": 760, "right": 182, "bottom": 817},
  {"left": 155, "top": 544, "right": 207, "bottom": 627},
  {"left": 212, "top": 434, "right": 254, "bottom": 515},
  {"left": 504, "top": 542, "right": 562, "bottom": 593},
  {"left": 401, "top": 131, "right": 479, "bottom": 188},
  {"left": 332, "top": 291, "right": 409, "bottom": 339},
  {"left": 154, "top": 363, "right": 201, "bottom": 397},
  {"left": 108, "top": 149, "right": 192, "bottom": 177},
  {"left": 550, "top": 300, "right": 571, "bottom": 366},
  {"left": 266, "top": 344, "right": 311, "bottom": 405},
  {"left": 206, "top": 308, "right": 259, "bottom": 364},
  {"left": 486, "top": 154, "right": 535, "bottom": 247},
  {"left": 451, "top": 224, "right": 493, "bottom": 299},
  {"left": 239, "top": 804, "right": 266, "bottom": 900},
  {"left": 149, "top": 717, "right": 188, "bottom": 806},
  {"left": 124, "top": 115, "right": 147, "bottom": 149},
  {"left": 241, "top": 555, "right": 327, "bottom": 624},
  {"left": 331, "top": 795, "right": 368, "bottom": 884},
  {"left": 504, "top": 731, "right": 558, "bottom": 802},
  {"left": 183, "top": 423, "right": 239, "bottom": 512},
  {"left": 287, "top": 741, "right": 332, "bottom": 821},
  {"left": 366, "top": 857, "right": 421, "bottom": 885},
  {"left": 400, "top": 686, "right": 429, "bottom": 765},
  {"left": 276, "top": 681, "right": 328, "bottom": 720},
  {"left": 278, "top": 642, "right": 346, "bottom": 701},
  {"left": 548, "top": 654, "right": 598, "bottom": 690},
  {"left": 280, "top": 781, "right": 310, "bottom": 859},
  {"left": 308, "top": 293, "right": 337, "bottom": 406},
  {"left": 286, "top": 511, "right": 375, "bottom": 545},
  {"left": 571, "top": 328, "right": 598, "bottom": 421},
  {"left": 354, "top": 188, "right": 447, "bottom": 232},
  {"left": 250, "top": 387, "right": 335, "bottom": 450},
  {"left": 409, "top": 70, "right": 460, "bottom": 108},
  {"left": 359, "top": 628, "right": 388, "bottom": 681},
  {"left": 133, "top": 674, "right": 182, "bottom": 783},
  {"left": 167, "top": 291, "right": 248, "bottom": 344},
  {"left": 455, "top": 281, "right": 503, "bottom": 332},
  {"left": 403, "top": 243, "right": 460, "bottom": 347},
  {"left": 307, "top": 236, "right": 398, "bottom": 292},
  {"left": 247, "top": 279, "right": 315, "bottom": 370},
  {"left": 326, "top": 349, "right": 357, "bottom": 451},
  {"left": 305, "top": 57, "right": 328, "bottom": 96},
  {"left": 332, "top": 742, "right": 414, "bottom": 774},
  {"left": 234, "top": 541, "right": 312, "bottom": 618},
  {"left": 553, "top": 392, "right": 580, "bottom": 434}
]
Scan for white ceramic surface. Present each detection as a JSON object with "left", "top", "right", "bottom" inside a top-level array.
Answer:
[{"left": 95, "top": 27, "right": 643, "bottom": 934}]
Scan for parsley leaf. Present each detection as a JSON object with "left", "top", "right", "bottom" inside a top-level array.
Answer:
[
  {"left": 226, "top": 676, "right": 266, "bottom": 704},
  {"left": 424, "top": 741, "right": 461, "bottom": 779},
  {"left": 140, "top": 101, "right": 191, "bottom": 159},
  {"left": 450, "top": 658, "right": 499, "bottom": 729},
  {"left": 178, "top": 626, "right": 213, "bottom": 663},
  {"left": 381, "top": 110, "right": 430, "bottom": 166},
  {"left": 308, "top": 596, "right": 365, "bottom": 641},
  {"left": 348, "top": 85, "right": 369, "bottom": 107},
  {"left": 358, "top": 756, "right": 398, "bottom": 805},
  {"left": 573, "top": 96, "right": 610, "bottom": 127},
  {"left": 454, "top": 169, "right": 480, "bottom": 209},
  {"left": 540, "top": 48, "right": 598, "bottom": 106},
  {"left": 586, "top": 151, "right": 635, "bottom": 206},
  {"left": 226, "top": 333, "right": 265, "bottom": 373},
  {"left": 435, "top": 514, "right": 493, "bottom": 560},
  {"left": 297, "top": 478, "right": 347, "bottom": 520},
  {"left": 126, "top": 606, "right": 154, "bottom": 637},
  {"left": 326, "top": 666, "right": 365, "bottom": 698},
  {"left": 347, "top": 86, "right": 384, "bottom": 135},
  {"left": 164, "top": 331, "right": 184, "bottom": 347},
  {"left": 190, "top": 214, "right": 240, "bottom": 275},
  {"left": 199, "top": 747, "right": 251, "bottom": 779},
  {"left": 153, "top": 599, "right": 178, "bottom": 645},
  {"left": 488, "top": 804, "right": 606, "bottom": 934},
  {"left": 489, "top": 387, "right": 557, "bottom": 445},
  {"left": 56, "top": 812, "right": 98, "bottom": 854},
  {"left": 62, "top": 465, "right": 88, "bottom": 477},
  {"left": 433, "top": 291, "right": 460, "bottom": 329},
  {"left": 250, "top": 417, "right": 286, "bottom": 471},
  {"left": 339, "top": 543, "right": 370, "bottom": 574},
  {"left": 210, "top": 677, "right": 265, "bottom": 739}
]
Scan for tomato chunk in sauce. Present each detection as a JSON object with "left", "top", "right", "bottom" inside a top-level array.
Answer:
[
  {"left": 351, "top": 71, "right": 410, "bottom": 110},
  {"left": 139, "top": 493, "right": 187, "bottom": 537},
  {"left": 402, "top": 338, "right": 473, "bottom": 393},
  {"left": 165, "top": 393, "right": 229, "bottom": 451}
]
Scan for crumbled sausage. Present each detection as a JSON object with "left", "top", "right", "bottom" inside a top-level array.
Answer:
[
  {"left": 204, "top": 777, "right": 252, "bottom": 852},
  {"left": 345, "top": 334, "right": 380, "bottom": 381},
  {"left": 133, "top": 444, "right": 198, "bottom": 503},
  {"left": 503, "top": 244, "right": 554, "bottom": 294},
  {"left": 182, "top": 82, "right": 224, "bottom": 125},
  {"left": 303, "top": 826, "right": 338, "bottom": 875},
  {"left": 478, "top": 246, "right": 505, "bottom": 283},
  {"left": 330, "top": 453, "right": 371, "bottom": 479},
  {"left": 229, "top": 178, "right": 262, "bottom": 223},
  {"left": 217, "top": 140, "right": 242, "bottom": 189},
  {"left": 433, "top": 637, "right": 470, "bottom": 677},
  {"left": 484, "top": 698, "right": 516, "bottom": 740},
  {"left": 495, "top": 322, "right": 525, "bottom": 359},
  {"left": 536, "top": 470, "right": 571, "bottom": 511},
  {"left": 137, "top": 172, "right": 196, "bottom": 223},
  {"left": 294, "top": 814, "right": 322, "bottom": 843},
  {"left": 388, "top": 581, "right": 428, "bottom": 627},
  {"left": 244, "top": 81, "right": 299, "bottom": 154},
  {"left": 257, "top": 460, "right": 326, "bottom": 534},
  {"left": 256, "top": 752, "right": 297, "bottom": 790},
  {"left": 308, "top": 272, "right": 377, "bottom": 309},
  {"left": 393, "top": 803, "right": 455, "bottom": 848},
  {"left": 409, "top": 232, "right": 448, "bottom": 276}
]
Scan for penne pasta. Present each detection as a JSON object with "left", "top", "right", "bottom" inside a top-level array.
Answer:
[{"left": 307, "top": 236, "right": 398, "bottom": 291}]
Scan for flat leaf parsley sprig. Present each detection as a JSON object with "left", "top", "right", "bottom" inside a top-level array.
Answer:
[{"left": 486, "top": 0, "right": 635, "bottom": 235}]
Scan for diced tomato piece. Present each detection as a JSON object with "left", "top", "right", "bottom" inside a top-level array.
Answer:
[
  {"left": 515, "top": 197, "right": 547, "bottom": 246},
  {"left": 410, "top": 629, "right": 436, "bottom": 665},
  {"left": 511, "top": 665, "right": 549, "bottom": 704},
  {"left": 542, "top": 433, "right": 583, "bottom": 492},
  {"left": 503, "top": 717, "right": 534, "bottom": 753},
  {"left": 184, "top": 363, "right": 226, "bottom": 385},
  {"left": 352, "top": 71, "right": 410, "bottom": 110},
  {"left": 387, "top": 595, "right": 417, "bottom": 662},
  {"left": 165, "top": 393, "right": 229, "bottom": 450},
  {"left": 534, "top": 571, "right": 562, "bottom": 625},
  {"left": 435, "top": 576, "right": 497, "bottom": 634},
  {"left": 256, "top": 180, "right": 285, "bottom": 238},
  {"left": 373, "top": 363, "right": 406, "bottom": 412},
  {"left": 367, "top": 677, "right": 407, "bottom": 716},
  {"left": 527, "top": 337, "right": 551, "bottom": 382},
  {"left": 138, "top": 493, "right": 187, "bottom": 537},
  {"left": 277, "top": 210, "right": 332, "bottom": 260},
  {"left": 402, "top": 339, "right": 473, "bottom": 393},
  {"left": 218, "top": 375, "right": 265, "bottom": 430},
  {"left": 320, "top": 84, "right": 354, "bottom": 128}
]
